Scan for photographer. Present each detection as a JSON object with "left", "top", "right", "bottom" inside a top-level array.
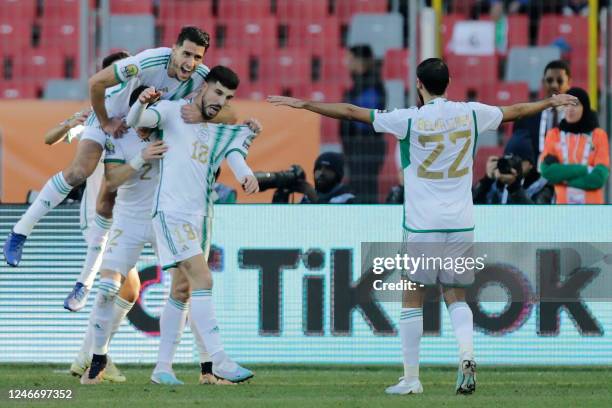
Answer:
[
  {"left": 473, "top": 135, "right": 553, "bottom": 204},
  {"left": 256, "top": 152, "right": 356, "bottom": 204}
]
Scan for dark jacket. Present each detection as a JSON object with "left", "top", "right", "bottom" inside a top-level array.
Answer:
[
  {"left": 472, "top": 169, "right": 554, "bottom": 204},
  {"left": 300, "top": 184, "right": 356, "bottom": 204}
]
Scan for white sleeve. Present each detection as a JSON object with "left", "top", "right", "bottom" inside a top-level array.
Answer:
[
  {"left": 112, "top": 47, "right": 170, "bottom": 83},
  {"left": 224, "top": 126, "right": 256, "bottom": 159},
  {"left": 466, "top": 102, "right": 503, "bottom": 133},
  {"left": 372, "top": 108, "right": 417, "bottom": 140},
  {"left": 226, "top": 151, "right": 254, "bottom": 181},
  {"left": 102, "top": 138, "right": 126, "bottom": 164}
]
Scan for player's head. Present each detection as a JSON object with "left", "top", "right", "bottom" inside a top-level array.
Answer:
[
  {"left": 102, "top": 50, "right": 130, "bottom": 70},
  {"left": 129, "top": 85, "right": 154, "bottom": 139},
  {"left": 314, "top": 152, "right": 344, "bottom": 194},
  {"left": 199, "top": 65, "right": 240, "bottom": 120},
  {"left": 416, "top": 58, "right": 450, "bottom": 101},
  {"left": 171, "top": 26, "right": 210, "bottom": 81},
  {"left": 542, "top": 60, "right": 571, "bottom": 96}
]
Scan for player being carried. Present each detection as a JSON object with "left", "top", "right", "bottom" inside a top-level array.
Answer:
[
  {"left": 268, "top": 58, "right": 577, "bottom": 396},
  {"left": 3, "top": 26, "right": 233, "bottom": 313},
  {"left": 82, "top": 66, "right": 258, "bottom": 384}
]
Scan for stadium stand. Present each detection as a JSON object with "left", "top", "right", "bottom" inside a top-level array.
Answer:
[
  {"left": 347, "top": 13, "right": 403, "bottom": 59},
  {"left": 505, "top": 46, "right": 562, "bottom": 92}
]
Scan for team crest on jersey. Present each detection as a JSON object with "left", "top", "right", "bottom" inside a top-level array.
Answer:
[
  {"left": 104, "top": 139, "right": 116, "bottom": 155},
  {"left": 122, "top": 64, "right": 139, "bottom": 78}
]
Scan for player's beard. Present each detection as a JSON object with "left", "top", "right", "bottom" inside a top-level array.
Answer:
[{"left": 201, "top": 103, "right": 222, "bottom": 120}]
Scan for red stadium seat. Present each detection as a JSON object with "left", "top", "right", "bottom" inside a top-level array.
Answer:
[
  {"left": 0, "top": 80, "right": 37, "bottom": 98},
  {"left": 445, "top": 54, "right": 498, "bottom": 87},
  {"left": 315, "top": 48, "right": 350, "bottom": 88},
  {"left": 161, "top": 19, "right": 215, "bottom": 48},
  {"left": 285, "top": 17, "right": 340, "bottom": 52},
  {"left": 158, "top": 0, "right": 212, "bottom": 20},
  {"left": 448, "top": 0, "right": 477, "bottom": 16},
  {"left": 219, "top": 17, "right": 277, "bottom": 53},
  {"left": 383, "top": 48, "right": 409, "bottom": 81},
  {"left": 40, "top": 20, "right": 79, "bottom": 49},
  {"left": 42, "top": 0, "right": 81, "bottom": 19},
  {"left": 217, "top": 0, "right": 271, "bottom": 19},
  {"left": 236, "top": 82, "right": 281, "bottom": 101},
  {"left": 204, "top": 49, "right": 249, "bottom": 85},
  {"left": 294, "top": 82, "right": 344, "bottom": 102},
  {"left": 260, "top": 49, "right": 310, "bottom": 87},
  {"left": 13, "top": 48, "right": 65, "bottom": 80},
  {"left": 276, "top": 0, "right": 328, "bottom": 22},
  {"left": 335, "top": 0, "right": 388, "bottom": 25},
  {"left": 110, "top": 0, "right": 153, "bottom": 14},
  {"left": 446, "top": 83, "right": 469, "bottom": 101},
  {"left": 506, "top": 15, "right": 529, "bottom": 51},
  {"left": 0, "top": 19, "right": 32, "bottom": 53},
  {"left": 0, "top": 0, "right": 36, "bottom": 19},
  {"left": 479, "top": 81, "right": 529, "bottom": 106}
]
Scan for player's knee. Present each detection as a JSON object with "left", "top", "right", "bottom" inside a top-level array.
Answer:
[
  {"left": 64, "top": 165, "right": 89, "bottom": 186},
  {"left": 120, "top": 278, "right": 141, "bottom": 303},
  {"left": 171, "top": 280, "right": 190, "bottom": 303}
]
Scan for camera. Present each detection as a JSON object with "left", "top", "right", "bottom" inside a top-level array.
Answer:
[
  {"left": 497, "top": 154, "right": 522, "bottom": 175},
  {"left": 254, "top": 165, "right": 306, "bottom": 192}
]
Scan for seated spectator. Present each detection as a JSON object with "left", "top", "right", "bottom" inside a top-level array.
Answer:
[
  {"left": 540, "top": 87, "right": 609, "bottom": 204},
  {"left": 273, "top": 152, "right": 356, "bottom": 204},
  {"left": 473, "top": 134, "right": 554, "bottom": 204}
]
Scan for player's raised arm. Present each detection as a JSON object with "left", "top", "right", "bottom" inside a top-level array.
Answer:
[
  {"left": 88, "top": 65, "right": 123, "bottom": 135},
  {"left": 500, "top": 93, "right": 578, "bottom": 123},
  {"left": 267, "top": 96, "right": 373, "bottom": 124},
  {"left": 126, "top": 88, "right": 162, "bottom": 128}
]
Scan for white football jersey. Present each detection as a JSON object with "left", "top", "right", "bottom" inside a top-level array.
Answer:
[
  {"left": 150, "top": 99, "right": 255, "bottom": 218},
  {"left": 103, "top": 129, "right": 160, "bottom": 221},
  {"left": 372, "top": 98, "right": 503, "bottom": 232}
]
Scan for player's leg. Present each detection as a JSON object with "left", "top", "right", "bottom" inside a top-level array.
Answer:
[
  {"left": 151, "top": 267, "right": 189, "bottom": 385},
  {"left": 4, "top": 138, "right": 103, "bottom": 266},
  {"left": 64, "top": 184, "right": 116, "bottom": 311},
  {"left": 178, "top": 253, "right": 253, "bottom": 383}
]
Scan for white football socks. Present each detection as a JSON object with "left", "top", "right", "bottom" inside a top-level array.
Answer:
[
  {"left": 92, "top": 278, "right": 121, "bottom": 355},
  {"left": 448, "top": 302, "right": 474, "bottom": 362},
  {"left": 154, "top": 297, "right": 188, "bottom": 374},
  {"left": 400, "top": 308, "right": 423, "bottom": 382},
  {"left": 78, "top": 214, "right": 112, "bottom": 289}
]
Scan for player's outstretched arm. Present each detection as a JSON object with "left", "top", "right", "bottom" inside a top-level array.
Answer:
[
  {"left": 104, "top": 141, "right": 167, "bottom": 191},
  {"left": 500, "top": 94, "right": 578, "bottom": 123},
  {"left": 88, "top": 65, "right": 127, "bottom": 136},
  {"left": 126, "top": 87, "right": 162, "bottom": 128},
  {"left": 267, "top": 96, "right": 373, "bottom": 124},
  {"left": 44, "top": 110, "right": 90, "bottom": 145}
]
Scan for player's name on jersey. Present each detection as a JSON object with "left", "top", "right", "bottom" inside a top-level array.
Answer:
[{"left": 415, "top": 114, "right": 471, "bottom": 132}]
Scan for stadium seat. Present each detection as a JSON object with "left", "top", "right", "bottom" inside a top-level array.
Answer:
[
  {"left": 478, "top": 81, "right": 529, "bottom": 106},
  {"left": 0, "top": 0, "right": 37, "bottom": 20},
  {"left": 217, "top": 0, "right": 272, "bottom": 19},
  {"left": 236, "top": 82, "right": 281, "bottom": 101},
  {"left": 505, "top": 15, "right": 529, "bottom": 52},
  {"left": 384, "top": 80, "right": 406, "bottom": 110},
  {"left": 285, "top": 17, "right": 340, "bottom": 52},
  {"left": 505, "top": 46, "right": 561, "bottom": 92},
  {"left": 108, "top": 15, "right": 155, "bottom": 54},
  {"left": 40, "top": 20, "right": 79, "bottom": 49},
  {"left": 335, "top": 0, "right": 388, "bottom": 25},
  {"left": 158, "top": 0, "right": 212, "bottom": 20},
  {"left": 0, "top": 80, "right": 37, "bottom": 98},
  {"left": 204, "top": 49, "right": 249, "bottom": 84},
  {"left": 314, "top": 48, "right": 350, "bottom": 88},
  {"left": 260, "top": 49, "right": 310, "bottom": 87},
  {"left": 383, "top": 48, "right": 409, "bottom": 81},
  {"left": 161, "top": 19, "right": 215, "bottom": 47},
  {"left": 347, "top": 13, "right": 403, "bottom": 59},
  {"left": 42, "top": 0, "right": 81, "bottom": 20},
  {"left": 446, "top": 83, "right": 469, "bottom": 101},
  {"left": 276, "top": 0, "right": 328, "bottom": 21},
  {"left": 110, "top": 0, "right": 153, "bottom": 14},
  {"left": 0, "top": 19, "right": 32, "bottom": 52},
  {"left": 44, "top": 79, "right": 86, "bottom": 100},
  {"left": 13, "top": 48, "right": 65, "bottom": 80},
  {"left": 445, "top": 54, "right": 498, "bottom": 88},
  {"left": 295, "top": 82, "right": 344, "bottom": 102},
  {"left": 219, "top": 17, "right": 277, "bottom": 53}
]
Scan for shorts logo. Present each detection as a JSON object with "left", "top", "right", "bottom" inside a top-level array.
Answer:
[
  {"left": 122, "top": 64, "right": 139, "bottom": 78},
  {"left": 104, "top": 139, "right": 116, "bottom": 154}
]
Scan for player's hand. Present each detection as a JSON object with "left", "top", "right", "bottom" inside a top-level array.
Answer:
[
  {"left": 550, "top": 93, "right": 578, "bottom": 107},
  {"left": 241, "top": 175, "right": 259, "bottom": 194},
  {"left": 139, "top": 87, "right": 161, "bottom": 104},
  {"left": 243, "top": 118, "right": 262, "bottom": 134},
  {"left": 181, "top": 104, "right": 205, "bottom": 124},
  {"left": 68, "top": 109, "right": 91, "bottom": 128},
  {"left": 267, "top": 95, "right": 307, "bottom": 109},
  {"left": 495, "top": 168, "right": 518, "bottom": 185},
  {"left": 102, "top": 117, "right": 128, "bottom": 137},
  {"left": 142, "top": 140, "right": 168, "bottom": 160},
  {"left": 486, "top": 156, "right": 499, "bottom": 179}
]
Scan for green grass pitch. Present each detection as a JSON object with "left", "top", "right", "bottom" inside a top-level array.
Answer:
[{"left": 0, "top": 364, "right": 610, "bottom": 407}]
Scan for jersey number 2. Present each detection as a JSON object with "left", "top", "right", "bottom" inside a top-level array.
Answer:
[{"left": 417, "top": 131, "right": 471, "bottom": 179}]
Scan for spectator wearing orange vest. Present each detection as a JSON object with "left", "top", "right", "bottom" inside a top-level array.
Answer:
[{"left": 540, "top": 87, "right": 609, "bottom": 204}]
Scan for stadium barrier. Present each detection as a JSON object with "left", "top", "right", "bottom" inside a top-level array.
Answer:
[{"left": 0, "top": 204, "right": 610, "bottom": 365}]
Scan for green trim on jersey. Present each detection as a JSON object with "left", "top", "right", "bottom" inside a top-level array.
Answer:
[
  {"left": 170, "top": 78, "right": 194, "bottom": 100},
  {"left": 142, "top": 59, "right": 170, "bottom": 70},
  {"left": 105, "top": 82, "right": 127, "bottom": 100},
  {"left": 224, "top": 148, "right": 247, "bottom": 159},
  {"left": 153, "top": 130, "right": 164, "bottom": 216},
  {"left": 205, "top": 125, "right": 225, "bottom": 212},
  {"left": 213, "top": 126, "right": 241, "bottom": 164},
  {"left": 103, "top": 159, "right": 126, "bottom": 164},
  {"left": 149, "top": 108, "right": 162, "bottom": 127},
  {"left": 159, "top": 212, "right": 178, "bottom": 255},
  {"left": 399, "top": 118, "right": 411, "bottom": 169},
  {"left": 403, "top": 225, "right": 475, "bottom": 233},
  {"left": 201, "top": 216, "right": 208, "bottom": 252},
  {"left": 113, "top": 64, "right": 122, "bottom": 83},
  {"left": 471, "top": 110, "right": 478, "bottom": 156},
  {"left": 141, "top": 55, "right": 170, "bottom": 65},
  {"left": 369, "top": 109, "right": 375, "bottom": 123}
]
